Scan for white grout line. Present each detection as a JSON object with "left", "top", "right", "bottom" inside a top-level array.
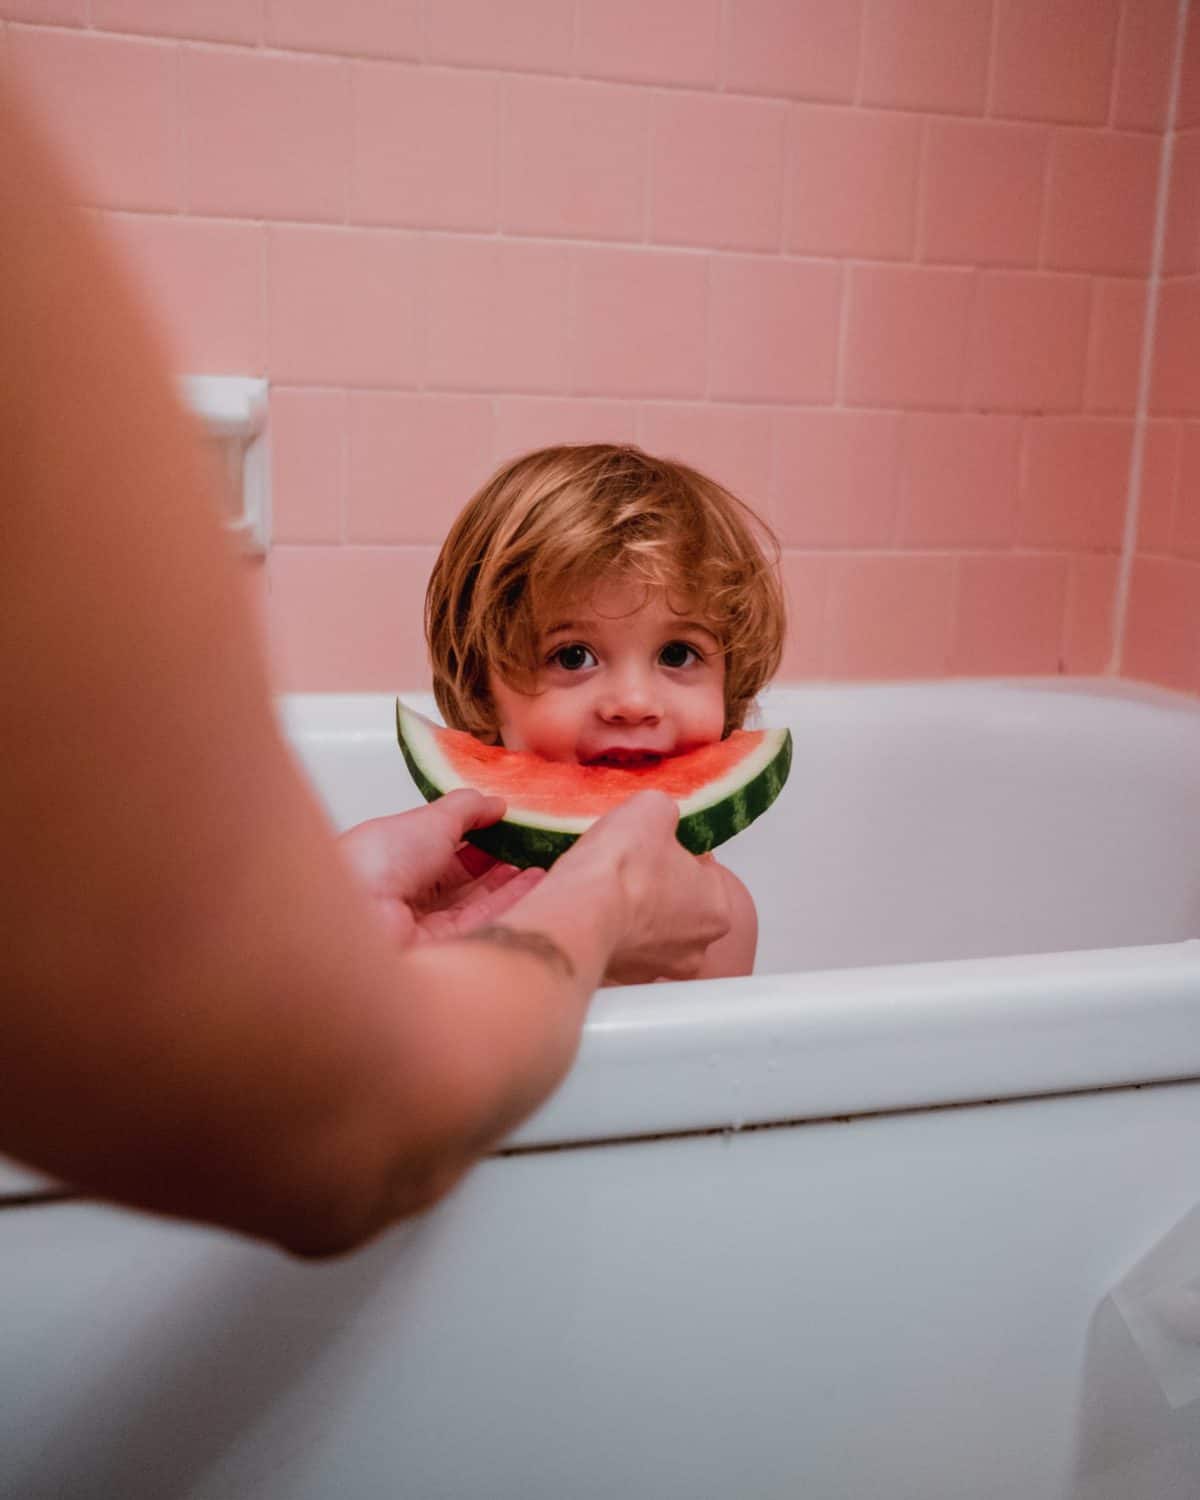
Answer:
[
  {"left": 172, "top": 38, "right": 185, "bottom": 214},
  {"left": 945, "top": 553, "right": 964, "bottom": 668},
  {"left": 341, "top": 59, "right": 353, "bottom": 226},
  {"left": 777, "top": 102, "right": 791, "bottom": 254},
  {"left": 851, "top": 0, "right": 865, "bottom": 106},
  {"left": 913, "top": 116, "right": 930, "bottom": 262},
  {"left": 833, "top": 263, "right": 851, "bottom": 409},
  {"left": 1108, "top": 2, "right": 1128, "bottom": 129},
  {"left": 984, "top": 0, "right": 1000, "bottom": 119},
  {"left": 643, "top": 89, "right": 655, "bottom": 244},
  {"left": 92, "top": 199, "right": 1159, "bottom": 280},
  {"left": 494, "top": 73, "right": 509, "bottom": 236},
  {"left": 1036, "top": 128, "right": 1056, "bottom": 269},
  {"left": 1108, "top": 0, "right": 1191, "bottom": 673},
  {"left": 337, "top": 389, "right": 349, "bottom": 544},
  {"left": 702, "top": 252, "right": 713, "bottom": 399},
  {"left": 257, "top": 217, "right": 268, "bottom": 375},
  {"left": 1015, "top": 411, "right": 1033, "bottom": 542},
  {"left": 0, "top": 15, "right": 1170, "bottom": 138},
  {"left": 1080, "top": 276, "right": 1100, "bottom": 412}
]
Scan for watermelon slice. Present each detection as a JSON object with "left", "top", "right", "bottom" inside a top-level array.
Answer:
[{"left": 395, "top": 699, "right": 792, "bottom": 869}]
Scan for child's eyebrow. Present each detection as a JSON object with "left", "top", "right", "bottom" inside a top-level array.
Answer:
[
  {"left": 542, "top": 617, "right": 720, "bottom": 641},
  {"left": 672, "top": 620, "right": 721, "bottom": 640}
]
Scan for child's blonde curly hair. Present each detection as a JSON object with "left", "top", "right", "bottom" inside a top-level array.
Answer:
[{"left": 425, "top": 443, "right": 785, "bottom": 741}]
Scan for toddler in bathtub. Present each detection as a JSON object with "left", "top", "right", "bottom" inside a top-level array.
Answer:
[{"left": 423, "top": 443, "right": 785, "bottom": 979}]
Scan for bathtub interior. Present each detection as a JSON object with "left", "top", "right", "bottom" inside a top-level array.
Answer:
[
  {"left": 5, "top": 681, "right": 1200, "bottom": 1500},
  {"left": 282, "top": 679, "right": 1200, "bottom": 977}
]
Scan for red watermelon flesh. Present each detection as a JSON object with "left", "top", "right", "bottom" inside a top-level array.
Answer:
[{"left": 395, "top": 699, "right": 792, "bottom": 868}]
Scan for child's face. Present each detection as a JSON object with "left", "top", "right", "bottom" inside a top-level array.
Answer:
[{"left": 489, "top": 576, "right": 726, "bottom": 764}]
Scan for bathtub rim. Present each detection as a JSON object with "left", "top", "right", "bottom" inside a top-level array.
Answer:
[
  {"left": 4, "top": 936, "right": 1194, "bottom": 1194},
  {"left": 3, "top": 938, "right": 1198, "bottom": 1194},
  {"left": 502, "top": 937, "right": 1200, "bottom": 1148},
  {"left": 278, "top": 675, "right": 1200, "bottom": 1148}
]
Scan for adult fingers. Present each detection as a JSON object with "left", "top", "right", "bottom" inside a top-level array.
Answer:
[
  {"left": 456, "top": 859, "right": 531, "bottom": 903},
  {"left": 456, "top": 840, "right": 498, "bottom": 879},
  {"left": 434, "top": 787, "right": 507, "bottom": 837},
  {"left": 612, "top": 788, "right": 680, "bottom": 832},
  {"left": 459, "top": 865, "right": 545, "bottom": 928},
  {"left": 417, "top": 866, "right": 545, "bottom": 942},
  {"left": 427, "top": 790, "right": 508, "bottom": 878}
]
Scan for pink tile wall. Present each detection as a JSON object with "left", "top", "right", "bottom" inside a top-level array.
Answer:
[
  {"left": 2, "top": 0, "right": 1185, "bottom": 691},
  {"left": 1124, "top": 3, "right": 1200, "bottom": 694}
]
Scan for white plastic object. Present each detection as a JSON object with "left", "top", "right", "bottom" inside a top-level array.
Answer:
[
  {"left": 1110, "top": 1201, "right": 1200, "bottom": 1409},
  {"left": 179, "top": 375, "right": 271, "bottom": 554},
  {"left": 1071, "top": 1202, "right": 1200, "bottom": 1497}
]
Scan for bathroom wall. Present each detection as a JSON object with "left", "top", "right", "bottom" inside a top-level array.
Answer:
[
  {"left": 0, "top": 0, "right": 1185, "bottom": 691},
  {"left": 1125, "top": 0, "right": 1200, "bottom": 692}
]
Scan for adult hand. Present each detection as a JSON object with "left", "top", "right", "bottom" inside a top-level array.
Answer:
[
  {"left": 558, "top": 790, "right": 731, "bottom": 984},
  {"left": 338, "top": 790, "right": 543, "bottom": 947}
]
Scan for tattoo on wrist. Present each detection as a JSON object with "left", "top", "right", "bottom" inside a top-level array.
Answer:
[{"left": 463, "top": 925, "right": 577, "bottom": 981}]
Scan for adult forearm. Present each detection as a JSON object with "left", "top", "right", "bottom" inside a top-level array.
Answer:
[
  {"left": 0, "top": 85, "right": 729, "bottom": 1256},
  {"left": 325, "top": 862, "right": 630, "bottom": 1233},
  {"left": 188, "top": 844, "right": 636, "bottom": 1252},
  {"left": 0, "top": 85, "right": 624, "bottom": 1254},
  {"left": 2, "top": 764, "right": 626, "bottom": 1257}
]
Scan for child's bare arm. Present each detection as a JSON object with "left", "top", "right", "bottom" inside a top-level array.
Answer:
[{"left": 692, "top": 860, "right": 758, "bottom": 979}]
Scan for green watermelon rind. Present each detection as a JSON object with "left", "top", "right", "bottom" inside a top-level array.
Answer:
[
  {"left": 395, "top": 699, "right": 792, "bottom": 871},
  {"left": 396, "top": 733, "right": 578, "bottom": 869}
]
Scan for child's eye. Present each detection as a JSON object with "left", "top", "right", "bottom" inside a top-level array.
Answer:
[
  {"left": 659, "top": 640, "right": 701, "bottom": 668},
  {"left": 549, "top": 643, "right": 597, "bottom": 671}
]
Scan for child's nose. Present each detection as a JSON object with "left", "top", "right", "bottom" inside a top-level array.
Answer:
[{"left": 598, "top": 667, "right": 661, "bottom": 724}]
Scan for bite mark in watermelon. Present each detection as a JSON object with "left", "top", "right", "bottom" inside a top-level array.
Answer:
[{"left": 395, "top": 700, "right": 792, "bottom": 870}]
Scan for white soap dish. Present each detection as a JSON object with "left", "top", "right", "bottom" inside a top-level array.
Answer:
[{"left": 179, "top": 375, "right": 271, "bottom": 555}]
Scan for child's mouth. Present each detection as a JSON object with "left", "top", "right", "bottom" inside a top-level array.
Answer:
[{"left": 585, "top": 749, "right": 665, "bottom": 768}]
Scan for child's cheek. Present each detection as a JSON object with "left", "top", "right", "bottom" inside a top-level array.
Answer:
[{"left": 529, "top": 693, "right": 588, "bottom": 763}]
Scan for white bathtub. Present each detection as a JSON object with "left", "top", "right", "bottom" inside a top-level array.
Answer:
[{"left": 3, "top": 679, "right": 1200, "bottom": 1499}]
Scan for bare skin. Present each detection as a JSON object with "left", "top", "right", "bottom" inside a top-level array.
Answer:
[
  {"left": 488, "top": 579, "right": 758, "bottom": 978},
  {"left": 695, "top": 858, "right": 758, "bottom": 978},
  {"left": 335, "top": 793, "right": 547, "bottom": 946},
  {"left": 0, "top": 86, "right": 730, "bottom": 1257}
]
